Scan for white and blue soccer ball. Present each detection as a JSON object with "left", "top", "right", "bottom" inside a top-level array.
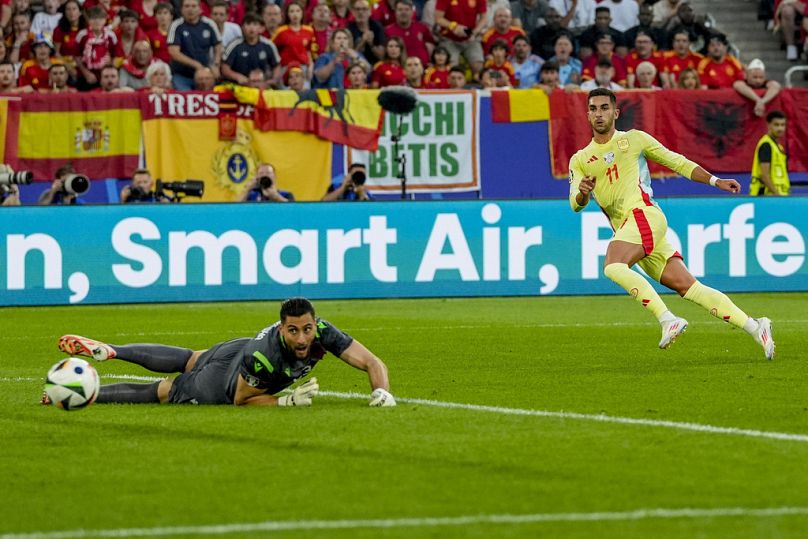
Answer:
[{"left": 44, "top": 358, "right": 100, "bottom": 411}]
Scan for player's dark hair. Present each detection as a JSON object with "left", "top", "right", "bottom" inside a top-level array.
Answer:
[
  {"left": 281, "top": 297, "right": 315, "bottom": 321},
  {"left": 766, "top": 110, "right": 786, "bottom": 123},
  {"left": 588, "top": 87, "right": 617, "bottom": 107}
]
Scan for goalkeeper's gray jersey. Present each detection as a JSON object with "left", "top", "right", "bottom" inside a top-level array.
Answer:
[{"left": 228, "top": 318, "right": 353, "bottom": 397}]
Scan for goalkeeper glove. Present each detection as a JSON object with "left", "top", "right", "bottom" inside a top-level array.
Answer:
[
  {"left": 369, "top": 388, "right": 396, "bottom": 407},
  {"left": 278, "top": 377, "right": 319, "bottom": 407}
]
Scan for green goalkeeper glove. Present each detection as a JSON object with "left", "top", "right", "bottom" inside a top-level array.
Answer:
[
  {"left": 369, "top": 388, "right": 396, "bottom": 407},
  {"left": 278, "top": 377, "right": 319, "bottom": 407}
]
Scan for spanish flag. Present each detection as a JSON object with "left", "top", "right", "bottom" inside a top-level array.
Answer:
[
  {"left": 490, "top": 89, "right": 550, "bottom": 123},
  {"left": 231, "top": 86, "right": 385, "bottom": 151}
]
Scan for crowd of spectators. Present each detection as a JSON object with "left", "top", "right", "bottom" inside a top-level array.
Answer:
[{"left": 0, "top": 0, "right": 798, "bottom": 96}]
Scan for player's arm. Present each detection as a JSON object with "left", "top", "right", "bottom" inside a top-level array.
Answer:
[
  {"left": 568, "top": 156, "right": 593, "bottom": 211},
  {"left": 339, "top": 340, "right": 396, "bottom": 406},
  {"left": 233, "top": 375, "right": 281, "bottom": 405},
  {"left": 638, "top": 130, "right": 740, "bottom": 193}
]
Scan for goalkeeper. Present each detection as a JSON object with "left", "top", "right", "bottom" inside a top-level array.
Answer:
[{"left": 53, "top": 297, "right": 396, "bottom": 408}]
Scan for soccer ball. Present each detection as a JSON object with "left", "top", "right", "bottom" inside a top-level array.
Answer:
[{"left": 44, "top": 358, "right": 100, "bottom": 411}]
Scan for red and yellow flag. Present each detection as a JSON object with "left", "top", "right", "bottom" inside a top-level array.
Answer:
[
  {"left": 14, "top": 93, "right": 141, "bottom": 179},
  {"left": 231, "top": 86, "right": 384, "bottom": 150},
  {"left": 141, "top": 92, "right": 332, "bottom": 202},
  {"left": 490, "top": 89, "right": 550, "bottom": 123}
]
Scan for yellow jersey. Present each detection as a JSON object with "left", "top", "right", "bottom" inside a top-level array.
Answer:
[{"left": 568, "top": 129, "right": 698, "bottom": 229}]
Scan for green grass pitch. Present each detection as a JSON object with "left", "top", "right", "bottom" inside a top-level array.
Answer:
[{"left": 1, "top": 293, "right": 807, "bottom": 538}]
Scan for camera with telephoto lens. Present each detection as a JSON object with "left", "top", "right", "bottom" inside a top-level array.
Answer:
[
  {"left": 350, "top": 169, "right": 366, "bottom": 186},
  {"left": 156, "top": 179, "right": 204, "bottom": 202},
  {"left": 61, "top": 174, "right": 90, "bottom": 195},
  {"left": 0, "top": 170, "right": 33, "bottom": 192},
  {"left": 258, "top": 176, "right": 274, "bottom": 190}
]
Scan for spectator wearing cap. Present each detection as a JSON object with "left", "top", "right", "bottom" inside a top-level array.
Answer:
[
  {"left": 210, "top": 0, "right": 242, "bottom": 50},
  {"left": 385, "top": 0, "right": 435, "bottom": 68},
  {"left": 624, "top": 3, "right": 668, "bottom": 52},
  {"left": 510, "top": 0, "right": 548, "bottom": 35},
  {"left": 120, "top": 39, "right": 155, "bottom": 89},
  {"left": 661, "top": 27, "right": 702, "bottom": 87},
  {"left": 625, "top": 30, "right": 666, "bottom": 88},
  {"left": 284, "top": 62, "right": 307, "bottom": 90},
  {"left": 76, "top": 6, "right": 125, "bottom": 90},
  {"left": 31, "top": 0, "right": 62, "bottom": 37},
  {"left": 222, "top": 12, "right": 281, "bottom": 87},
  {"left": 482, "top": 6, "right": 527, "bottom": 57},
  {"left": 147, "top": 3, "right": 174, "bottom": 64},
  {"left": 580, "top": 58, "right": 623, "bottom": 90},
  {"left": 434, "top": 0, "right": 488, "bottom": 81},
  {"left": 696, "top": 33, "right": 744, "bottom": 89},
  {"left": 313, "top": 28, "right": 370, "bottom": 89},
  {"left": 734, "top": 58, "right": 782, "bottom": 118},
  {"left": 511, "top": 34, "right": 544, "bottom": 87},
  {"left": 42, "top": 63, "right": 76, "bottom": 93},
  {"left": 371, "top": 36, "right": 406, "bottom": 88},
  {"left": 528, "top": 7, "right": 567, "bottom": 60},
  {"left": 577, "top": 6, "right": 627, "bottom": 59},
  {"left": 167, "top": 0, "right": 222, "bottom": 91},
  {"left": 347, "top": 0, "right": 386, "bottom": 65},
  {"left": 581, "top": 32, "right": 627, "bottom": 86},
  {"left": 548, "top": 33, "right": 579, "bottom": 85},
  {"left": 117, "top": 9, "right": 150, "bottom": 58},
  {"left": 19, "top": 34, "right": 60, "bottom": 91}
]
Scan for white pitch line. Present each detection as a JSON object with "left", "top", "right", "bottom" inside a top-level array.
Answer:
[
  {"left": 7, "top": 377, "right": 807, "bottom": 444},
  {"left": 322, "top": 391, "right": 808, "bottom": 444},
  {"left": 2, "top": 506, "right": 808, "bottom": 539}
]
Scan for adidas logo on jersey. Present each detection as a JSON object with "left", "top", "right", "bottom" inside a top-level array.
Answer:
[{"left": 586, "top": 155, "right": 599, "bottom": 163}]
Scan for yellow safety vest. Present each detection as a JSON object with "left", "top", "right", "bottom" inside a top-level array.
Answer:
[{"left": 750, "top": 134, "right": 790, "bottom": 196}]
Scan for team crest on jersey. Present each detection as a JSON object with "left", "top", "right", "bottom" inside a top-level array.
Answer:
[
  {"left": 211, "top": 128, "right": 259, "bottom": 194},
  {"left": 604, "top": 152, "right": 615, "bottom": 164},
  {"left": 617, "top": 138, "right": 630, "bottom": 152}
]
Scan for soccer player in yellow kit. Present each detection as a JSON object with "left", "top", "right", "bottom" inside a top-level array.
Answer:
[{"left": 569, "top": 88, "right": 775, "bottom": 359}]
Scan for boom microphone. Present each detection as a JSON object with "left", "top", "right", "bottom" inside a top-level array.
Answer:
[{"left": 377, "top": 86, "right": 418, "bottom": 115}]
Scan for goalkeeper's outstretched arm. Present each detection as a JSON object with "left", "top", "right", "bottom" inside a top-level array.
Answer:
[{"left": 339, "top": 341, "right": 396, "bottom": 407}]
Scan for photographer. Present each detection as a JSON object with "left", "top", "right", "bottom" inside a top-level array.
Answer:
[
  {"left": 238, "top": 163, "right": 293, "bottom": 202},
  {"left": 120, "top": 168, "right": 167, "bottom": 203},
  {"left": 37, "top": 164, "right": 86, "bottom": 205},
  {"left": 1, "top": 165, "right": 27, "bottom": 206},
  {"left": 321, "top": 163, "right": 372, "bottom": 201},
  {"left": 1, "top": 185, "right": 21, "bottom": 206}
]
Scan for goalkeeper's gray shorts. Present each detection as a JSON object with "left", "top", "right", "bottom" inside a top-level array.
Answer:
[{"left": 168, "top": 338, "right": 250, "bottom": 404}]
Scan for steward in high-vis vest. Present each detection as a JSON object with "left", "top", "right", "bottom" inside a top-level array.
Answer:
[{"left": 750, "top": 110, "right": 790, "bottom": 196}]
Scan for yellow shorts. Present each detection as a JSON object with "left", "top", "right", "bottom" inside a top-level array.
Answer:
[{"left": 612, "top": 205, "right": 681, "bottom": 281}]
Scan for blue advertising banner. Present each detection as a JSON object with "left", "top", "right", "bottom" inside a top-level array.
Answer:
[{"left": 0, "top": 198, "right": 804, "bottom": 306}]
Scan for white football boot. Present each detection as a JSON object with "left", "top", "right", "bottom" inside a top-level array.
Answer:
[
  {"left": 753, "top": 317, "right": 775, "bottom": 360},
  {"left": 58, "top": 335, "right": 116, "bottom": 361},
  {"left": 659, "top": 317, "right": 688, "bottom": 350}
]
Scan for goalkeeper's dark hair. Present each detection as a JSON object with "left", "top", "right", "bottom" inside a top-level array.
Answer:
[
  {"left": 588, "top": 87, "right": 617, "bottom": 107},
  {"left": 280, "top": 297, "right": 315, "bottom": 322}
]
